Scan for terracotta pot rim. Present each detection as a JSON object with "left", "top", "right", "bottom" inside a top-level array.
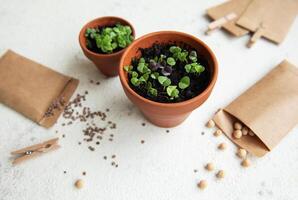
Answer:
[
  {"left": 78, "top": 16, "right": 136, "bottom": 57},
  {"left": 119, "top": 31, "right": 218, "bottom": 108}
]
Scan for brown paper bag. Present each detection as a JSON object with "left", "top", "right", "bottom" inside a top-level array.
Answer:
[
  {"left": 0, "top": 50, "right": 79, "bottom": 128},
  {"left": 206, "top": 0, "right": 252, "bottom": 36},
  {"left": 236, "top": 0, "right": 298, "bottom": 45},
  {"left": 213, "top": 60, "right": 298, "bottom": 157}
]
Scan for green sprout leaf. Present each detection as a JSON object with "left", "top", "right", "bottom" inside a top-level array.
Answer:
[
  {"left": 137, "top": 62, "right": 151, "bottom": 74},
  {"left": 150, "top": 72, "right": 159, "bottom": 79},
  {"left": 166, "top": 86, "right": 179, "bottom": 99},
  {"left": 139, "top": 76, "right": 146, "bottom": 83},
  {"left": 84, "top": 24, "right": 134, "bottom": 54},
  {"left": 185, "top": 64, "right": 192, "bottom": 73},
  {"left": 167, "top": 57, "right": 176, "bottom": 66},
  {"left": 185, "top": 63, "right": 205, "bottom": 74},
  {"left": 159, "top": 54, "right": 166, "bottom": 62},
  {"left": 139, "top": 73, "right": 149, "bottom": 82},
  {"left": 178, "top": 76, "right": 190, "bottom": 89},
  {"left": 189, "top": 51, "right": 197, "bottom": 62},
  {"left": 124, "top": 65, "right": 133, "bottom": 72},
  {"left": 148, "top": 87, "right": 158, "bottom": 96},
  {"left": 146, "top": 81, "right": 152, "bottom": 89},
  {"left": 169, "top": 46, "right": 181, "bottom": 54},
  {"left": 192, "top": 63, "right": 205, "bottom": 73},
  {"left": 158, "top": 76, "right": 171, "bottom": 87},
  {"left": 131, "top": 77, "right": 140, "bottom": 86},
  {"left": 139, "top": 57, "right": 145, "bottom": 63},
  {"left": 131, "top": 71, "right": 138, "bottom": 78},
  {"left": 177, "top": 50, "right": 188, "bottom": 62}
]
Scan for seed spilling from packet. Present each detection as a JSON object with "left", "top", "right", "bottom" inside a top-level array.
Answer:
[
  {"left": 233, "top": 130, "right": 242, "bottom": 139},
  {"left": 218, "top": 142, "right": 227, "bottom": 150},
  {"left": 241, "top": 158, "right": 251, "bottom": 167},
  {"left": 75, "top": 179, "right": 84, "bottom": 189},
  {"left": 236, "top": 148, "right": 247, "bottom": 159},
  {"left": 205, "top": 162, "right": 215, "bottom": 171},
  {"left": 197, "top": 180, "right": 208, "bottom": 190},
  {"left": 213, "top": 129, "right": 222, "bottom": 137},
  {"left": 232, "top": 121, "right": 255, "bottom": 139},
  {"left": 216, "top": 170, "right": 225, "bottom": 179},
  {"left": 206, "top": 119, "right": 215, "bottom": 128}
]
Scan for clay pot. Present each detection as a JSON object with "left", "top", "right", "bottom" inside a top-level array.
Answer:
[
  {"left": 119, "top": 31, "right": 218, "bottom": 127},
  {"left": 79, "top": 16, "right": 135, "bottom": 77}
]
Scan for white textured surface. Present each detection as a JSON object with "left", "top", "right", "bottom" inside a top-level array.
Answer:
[{"left": 0, "top": 0, "right": 298, "bottom": 199}]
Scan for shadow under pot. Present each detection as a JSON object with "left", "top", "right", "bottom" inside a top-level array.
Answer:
[
  {"left": 119, "top": 31, "right": 218, "bottom": 127},
  {"left": 79, "top": 16, "right": 135, "bottom": 77}
]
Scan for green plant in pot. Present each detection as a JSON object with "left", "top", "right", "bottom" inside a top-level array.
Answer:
[
  {"left": 119, "top": 31, "right": 218, "bottom": 127},
  {"left": 79, "top": 16, "right": 135, "bottom": 77}
]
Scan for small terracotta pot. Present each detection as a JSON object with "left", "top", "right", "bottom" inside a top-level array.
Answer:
[
  {"left": 79, "top": 16, "right": 135, "bottom": 77},
  {"left": 119, "top": 31, "right": 218, "bottom": 127}
]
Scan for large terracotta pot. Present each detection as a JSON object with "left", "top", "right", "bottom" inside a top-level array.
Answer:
[
  {"left": 79, "top": 16, "right": 135, "bottom": 77},
  {"left": 119, "top": 31, "right": 218, "bottom": 127}
]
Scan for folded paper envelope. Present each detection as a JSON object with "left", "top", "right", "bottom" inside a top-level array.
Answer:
[
  {"left": 0, "top": 50, "right": 79, "bottom": 128},
  {"left": 213, "top": 60, "right": 298, "bottom": 156}
]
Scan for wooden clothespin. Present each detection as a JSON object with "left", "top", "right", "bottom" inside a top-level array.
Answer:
[
  {"left": 247, "top": 23, "right": 266, "bottom": 48},
  {"left": 11, "top": 138, "right": 60, "bottom": 165},
  {"left": 205, "top": 12, "right": 237, "bottom": 35}
]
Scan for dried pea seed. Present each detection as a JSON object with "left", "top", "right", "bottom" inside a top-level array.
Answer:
[
  {"left": 213, "top": 129, "right": 222, "bottom": 137},
  {"left": 197, "top": 180, "right": 207, "bottom": 190},
  {"left": 216, "top": 170, "right": 225, "bottom": 179},
  {"left": 206, "top": 119, "right": 215, "bottom": 128},
  {"left": 75, "top": 179, "right": 84, "bottom": 189},
  {"left": 242, "top": 127, "right": 249, "bottom": 135},
  {"left": 234, "top": 122, "right": 242, "bottom": 130},
  {"left": 233, "top": 130, "right": 242, "bottom": 139},
  {"left": 241, "top": 158, "right": 251, "bottom": 167},
  {"left": 248, "top": 130, "right": 255, "bottom": 136},
  {"left": 205, "top": 163, "right": 214, "bottom": 171},
  {"left": 218, "top": 142, "right": 227, "bottom": 150},
  {"left": 236, "top": 148, "right": 247, "bottom": 159}
]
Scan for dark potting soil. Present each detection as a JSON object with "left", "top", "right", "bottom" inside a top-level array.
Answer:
[
  {"left": 85, "top": 25, "right": 125, "bottom": 54},
  {"left": 127, "top": 43, "right": 211, "bottom": 103}
]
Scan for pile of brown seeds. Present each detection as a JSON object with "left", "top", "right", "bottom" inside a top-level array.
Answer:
[
  {"left": 44, "top": 97, "right": 65, "bottom": 117},
  {"left": 59, "top": 91, "right": 118, "bottom": 154}
]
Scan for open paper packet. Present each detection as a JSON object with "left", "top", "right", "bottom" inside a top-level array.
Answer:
[
  {"left": 0, "top": 50, "right": 79, "bottom": 128},
  {"left": 213, "top": 60, "right": 298, "bottom": 157}
]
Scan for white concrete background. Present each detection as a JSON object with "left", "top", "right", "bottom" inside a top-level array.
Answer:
[{"left": 0, "top": 0, "right": 298, "bottom": 199}]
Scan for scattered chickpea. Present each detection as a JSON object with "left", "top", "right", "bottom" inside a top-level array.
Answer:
[
  {"left": 197, "top": 180, "right": 208, "bottom": 190},
  {"left": 206, "top": 119, "right": 215, "bottom": 128},
  {"left": 241, "top": 158, "right": 251, "bottom": 167},
  {"left": 233, "top": 130, "right": 242, "bottom": 139},
  {"left": 242, "top": 127, "right": 248, "bottom": 135},
  {"left": 216, "top": 170, "right": 225, "bottom": 179},
  {"left": 218, "top": 142, "right": 227, "bottom": 150},
  {"left": 75, "top": 179, "right": 84, "bottom": 189},
  {"left": 248, "top": 130, "right": 255, "bottom": 136},
  {"left": 234, "top": 122, "right": 242, "bottom": 130},
  {"left": 213, "top": 129, "right": 222, "bottom": 137},
  {"left": 236, "top": 148, "right": 247, "bottom": 159},
  {"left": 205, "top": 163, "right": 215, "bottom": 171}
]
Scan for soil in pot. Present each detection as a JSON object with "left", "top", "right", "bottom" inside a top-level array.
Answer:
[
  {"left": 124, "top": 43, "right": 211, "bottom": 103},
  {"left": 85, "top": 23, "right": 134, "bottom": 54}
]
